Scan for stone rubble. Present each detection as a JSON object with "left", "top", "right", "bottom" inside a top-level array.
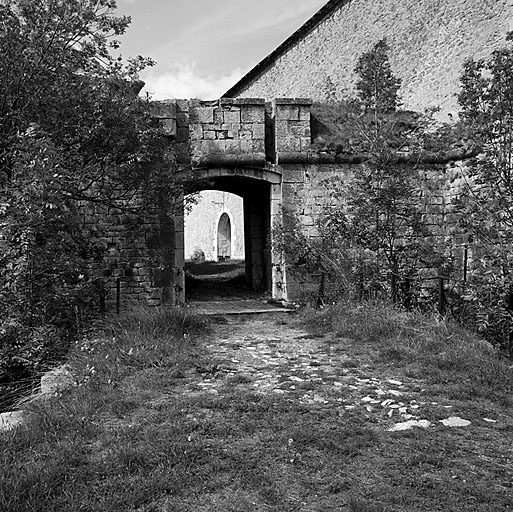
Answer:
[{"left": 176, "top": 318, "right": 478, "bottom": 432}]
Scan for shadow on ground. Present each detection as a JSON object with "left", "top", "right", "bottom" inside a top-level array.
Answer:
[{"left": 185, "top": 259, "right": 262, "bottom": 302}]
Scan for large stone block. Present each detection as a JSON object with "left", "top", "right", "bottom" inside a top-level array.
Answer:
[
  {"left": 241, "top": 106, "right": 265, "bottom": 123},
  {"left": 277, "top": 135, "right": 302, "bottom": 152},
  {"left": 224, "top": 109, "right": 241, "bottom": 124}
]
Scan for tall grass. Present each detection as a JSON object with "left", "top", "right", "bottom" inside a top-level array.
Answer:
[
  {"left": 70, "top": 305, "right": 209, "bottom": 384},
  {"left": 301, "top": 300, "right": 513, "bottom": 401},
  {"left": 0, "top": 305, "right": 209, "bottom": 512}
]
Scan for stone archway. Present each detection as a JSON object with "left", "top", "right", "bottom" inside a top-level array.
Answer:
[{"left": 176, "top": 167, "right": 285, "bottom": 303}]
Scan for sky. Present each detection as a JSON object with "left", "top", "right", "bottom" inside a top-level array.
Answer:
[{"left": 115, "top": 0, "right": 327, "bottom": 100}]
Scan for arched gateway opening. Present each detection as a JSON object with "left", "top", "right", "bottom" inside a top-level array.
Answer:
[
  {"left": 217, "top": 213, "right": 232, "bottom": 261},
  {"left": 178, "top": 167, "right": 283, "bottom": 303}
]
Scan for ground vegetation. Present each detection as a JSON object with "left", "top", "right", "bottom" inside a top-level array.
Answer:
[{"left": 1, "top": 306, "right": 511, "bottom": 511}]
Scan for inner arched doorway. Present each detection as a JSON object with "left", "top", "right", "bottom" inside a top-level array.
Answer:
[
  {"left": 217, "top": 213, "right": 232, "bottom": 261},
  {"left": 178, "top": 167, "right": 284, "bottom": 303}
]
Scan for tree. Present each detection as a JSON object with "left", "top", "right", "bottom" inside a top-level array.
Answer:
[
  {"left": 321, "top": 40, "right": 441, "bottom": 302},
  {"left": 0, "top": 1, "right": 191, "bottom": 378},
  {"left": 355, "top": 39, "right": 401, "bottom": 114},
  {"left": 455, "top": 32, "right": 513, "bottom": 351}
]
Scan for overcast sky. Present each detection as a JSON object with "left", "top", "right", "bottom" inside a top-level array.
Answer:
[{"left": 115, "top": 0, "right": 327, "bottom": 100}]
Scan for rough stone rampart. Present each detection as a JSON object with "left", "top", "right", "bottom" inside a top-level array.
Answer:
[
  {"left": 85, "top": 97, "right": 474, "bottom": 307},
  {"left": 230, "top": 0, "right": 513, "bottom": 116}
]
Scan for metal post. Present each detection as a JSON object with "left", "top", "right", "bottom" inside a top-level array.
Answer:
[
  {"left": 391, "top": 273, "right": 398, "bottom": 303},
  {"left": 463, "top": 246, "right": 468, "bottom": 283},
  {"left": 404, "top": 278, "right": 411, "bottom": 310},
  {"left": 116, "top": 278, "right": 121, "bottom": 315},
  {"left": 99, "top": 280, "right": 106, "bottom": 318}
]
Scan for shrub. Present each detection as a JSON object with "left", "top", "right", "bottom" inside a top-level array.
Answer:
[{"left": 0, "top": 318, "right": 65, "bottom": 381}]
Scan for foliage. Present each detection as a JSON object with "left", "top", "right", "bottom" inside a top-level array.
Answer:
[
  {"left": 454, "top": 32, "right": 513, "bottom": 352},
  {"left": 0, "top": 1, "right": 192, "bottom": 379},
  {"left": 314, "top": 40, "right": 444, "bottom": 303},
  {"left": 355, "top": 39, "right": 402, "bottom": 113},
  {"left": 0, "top": 318, "right": 65, "bottom": 382}
]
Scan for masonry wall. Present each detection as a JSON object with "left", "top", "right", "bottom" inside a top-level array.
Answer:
[
  {"left": 234, "top": 0, "right": 513, "bottom": 116},
  {"left": 82, "top": 203, "right": 180, "bottom": 309},
  {"left": 87, "top": 97, "right": 471, "bottom": 307}
]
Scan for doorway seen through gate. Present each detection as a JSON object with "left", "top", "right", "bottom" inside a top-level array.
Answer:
[{"left": 217, "top": 213, "right": 232, "bottom": 261}]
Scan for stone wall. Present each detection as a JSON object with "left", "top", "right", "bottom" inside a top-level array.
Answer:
[
  {"left": 231, "top": 0, "right": 513, "bottom": 116},
  {"left": 82, "top": 203, "right": 180, "bottom": 309},
  {"left": 86, "top": 97, "right": 473, "bottom": 307}
]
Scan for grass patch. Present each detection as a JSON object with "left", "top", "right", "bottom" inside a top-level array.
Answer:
[
  {"left": 2, "top": 304, "right": 513, "bottom": 511},
  {"left": 301, "top": 301, "right": 513, "bottom": 403}
]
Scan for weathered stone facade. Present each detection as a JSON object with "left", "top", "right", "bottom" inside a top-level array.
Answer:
[
  {"left": 86, "top": 0, "right": 510, "bottom": 308},
  {"left": 86, "top": 94, "right": 474, "bottom": 309},
  {"left": 82, "top": 201, "right": 181, "bottom": 308},
  {"left": 226, "top": 0, "right": 513, "bottom": 116}
]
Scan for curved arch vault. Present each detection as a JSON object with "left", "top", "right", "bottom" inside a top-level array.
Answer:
[{"left": 176, "top": 167, "right": 284, "bottom": 303}]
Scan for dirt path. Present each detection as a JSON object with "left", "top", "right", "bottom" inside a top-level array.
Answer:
[{"left": 167, "top": 315, "right": 492, "bottom": 433}]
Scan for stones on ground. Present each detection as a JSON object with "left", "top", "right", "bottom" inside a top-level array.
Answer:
[
  {"left": 41, "top": 366, "right": 74, "bottom": 395},
  {"left": 177, "top": 320, "right": 489, "bottom": 433},
  {"left": 388, "top": 419, "right": 432, "bottom": 432},
  {"left": 0, "top": 411, "right": 24, "bottom": 432},
  {"left": 440, "top": 417, "right": 471, "bottom": 427}
]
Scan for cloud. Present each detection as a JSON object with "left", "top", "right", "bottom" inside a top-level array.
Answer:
[{"left": 140, "top": 64, "right": 248, "bottom": 100}]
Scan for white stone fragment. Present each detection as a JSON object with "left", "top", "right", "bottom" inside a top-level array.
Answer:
[
  {"left": 440, "top": 417, "right": 471, "bottom": 427},
  {"left": 0, "top": 411, "right": 24, "bottom": 431},
  {"left": 361, "top": 396, "right": 374, "bottom": 403},
  {"left": 388, "top": 420, "right": 432, "bottom": 432},
  {"left": 41, "top": 366, "right": 73, "bottom": 395},
  {"left": 387, "top": 379, "right": 403, "bottom": 386},
  {"left": 483, "top": 418, "right": 497, "bottom": 423}
]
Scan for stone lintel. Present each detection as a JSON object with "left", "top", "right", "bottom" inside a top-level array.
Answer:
[
  {"left": 192, "top": 153, "right": 267, "bottom": 169},
  {"left": 220, "top": 98, "right": 266, "bottom": 106},
  {"left": 274, "top": 98, "right": 313, "bottom": 106},
  {"left": 196, "top": 166, "right": 282, "bottom": 184}
]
